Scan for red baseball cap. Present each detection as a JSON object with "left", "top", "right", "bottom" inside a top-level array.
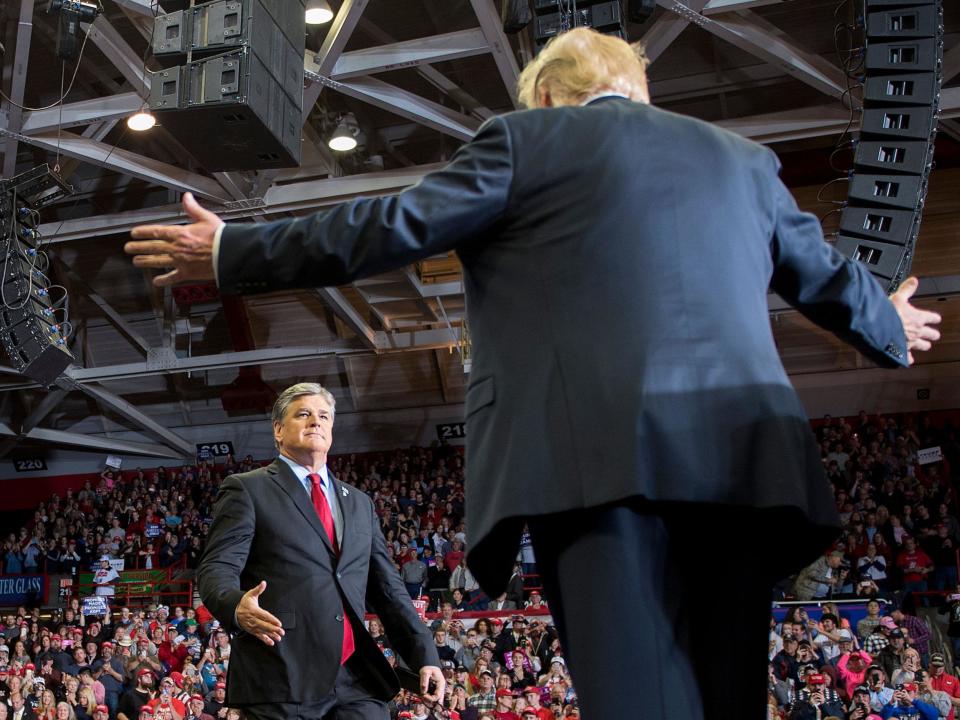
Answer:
[
  {"left": 189, "top": 696, "right": 203, "bottom": 703},
  {"left": 496, "top": 689, "right": 513, "bottom": 698},
  {"left": 137, "top": 669, "right": 154, "bottom": 679},
  {"left": 215, "top": 682, "right": 226, "bottom": 690},
  {"left": 102, "top": 642, "right": 114, "bottom": 649},
  {"left": 95, "top": 706, "right": 109, "bottom": 714},
  {"left": 168, "top": 672, "right": 183, "bottom": 688},
  {"left": 51, "top": 634, "right": 61, "bottom": 641},
  {"left": 24, "top": 663, "right": 35, "bottom": 671}
]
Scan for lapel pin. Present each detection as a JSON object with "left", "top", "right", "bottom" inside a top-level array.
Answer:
[{"left": 342, "top": 486, "right": 349, "bottom": 497}]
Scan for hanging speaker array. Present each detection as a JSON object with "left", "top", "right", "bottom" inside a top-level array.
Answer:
[{"left": 834, "top": 0, "right": 944, "bottom": 292}]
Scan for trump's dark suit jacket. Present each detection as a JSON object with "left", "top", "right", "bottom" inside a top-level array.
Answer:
[
  {"left": 218, "top": 97, "right": 908, "bottom": 594},
  {"left": 197, "top": 460, "right": 439, "bottom": 704}
]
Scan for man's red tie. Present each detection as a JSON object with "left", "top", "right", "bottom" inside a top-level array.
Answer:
[{"left": 309, "top": 473, "right": 354, "bottom": 664}]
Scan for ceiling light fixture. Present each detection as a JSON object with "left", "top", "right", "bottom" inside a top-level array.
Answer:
[
  {"left": 328, "top": 114, "right": 359, "bottom": 152},
  {"left": 305, "top": 0, "right": 334, "bottom": 24},
  {"left": 127, "top": 109, "right": 157, "bottom": 132}
]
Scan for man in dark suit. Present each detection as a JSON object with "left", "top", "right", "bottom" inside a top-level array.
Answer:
[
  {"left": 127, "top": 27, "right": 942, "bottom": 720},
  {"left": 196, "top": 383, "right": 443, "bottom": 720}
]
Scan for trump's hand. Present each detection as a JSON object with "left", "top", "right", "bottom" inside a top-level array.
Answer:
[
  {"left": 235, "top": 581, "right": 284, "bottom": 646},
  {"left": 125, "top": 192, "right": 223, "bottom": 287},
  {"left": 890, "top": 276, "right": 942, "bottom": 365},
  {"left": 419, "top": 665, "right": 445, "bottom": 703}
]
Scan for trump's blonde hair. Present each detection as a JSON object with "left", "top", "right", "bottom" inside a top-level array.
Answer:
[{"left": 517, "top": 27, "right": 649, "bottom": 109}]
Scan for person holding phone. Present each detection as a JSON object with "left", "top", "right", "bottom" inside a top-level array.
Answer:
[{"left": 880, "top": 682, "right": 938, "bottom": 719}]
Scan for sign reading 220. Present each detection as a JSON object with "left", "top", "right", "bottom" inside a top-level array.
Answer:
[{"left": 13, "top": 458, "right": 47, "bottom": 472}]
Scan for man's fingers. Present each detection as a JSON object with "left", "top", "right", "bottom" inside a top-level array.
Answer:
[
  {"left": 132, "top": 254, "right": 175, "bottom": 269},
  {"left": 250, "top": 609, "right": 284, "bottom": 631},
  {"left": 126, "top": 240, "right": 175, "bottom": 255},
  {"left": 909, "top": 338, "right": 932, "bottom": 352},
  {"left": 129, "top": 225, "right": 183, "bottom": 241},
  {"left": 914, "top": 308, "right": 943, "bottom": 325},
  {"left": 916, "top": 325, "right": 941, "bottom": 342},
  {"left": 248, "top": 580, "right": 268, "bottom": 597},
  {"left": 256, "top": 633, "right": 275, "bottom": 647}
]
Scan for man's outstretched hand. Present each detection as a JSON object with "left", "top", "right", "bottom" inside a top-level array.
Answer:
[
  {"left": 890, "top": 276, "right": 942, "bottom": 365},
  {"left": 235, "top": 580, "right": 285, "bottom": 646},
  {"left": 125, "top": 192, "right": 223, "bottom": 287}
]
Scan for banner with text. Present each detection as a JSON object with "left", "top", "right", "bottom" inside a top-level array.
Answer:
[
  {"left": 0, "top": 575, "right": 45, "bottom": 606},
  {"left": 918, "top": 446, "right": 944, "bottom": 465}
]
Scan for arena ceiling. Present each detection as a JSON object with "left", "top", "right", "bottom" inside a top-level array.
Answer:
[{"left": 0, "top": 0, "right": 958, "bottom": 461}]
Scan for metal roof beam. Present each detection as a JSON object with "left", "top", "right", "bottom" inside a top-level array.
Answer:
[
  {"left": 61, "top": 266, "right": 152, "bottom": 356},
  {"left": 702, "top": 0, "right": 795, "bottom": 14},
  {"left": 315, "top": 288, "right": 380, "bottom": 350},
  {"left": 720, "top": 87, "right": 960, "bottom": 142},
  {"left": 20, "top": 92, "right": 142, "bottom": 135},
  {"left": 0, "top": 329, "right": 463, "bottom": 391},
  {"left": 358, "top": 19, "right": 494, "bottom": 122},
  {"left": 314, "top": 74, "right": 480, "bottom": 141},
  {"left": 111, "top": 0, "right": 168, "bottom": 17},
  {"left": 657, "top": 2, "right": 847, "bottom": 99},
  {"left": 301, "top": 0, "right": 368, "bottom": 117},
  {"left": 944, "top": 44, "right": 960, "bottom": 85},
  {"left": 83, "top": 16, "right": 152, "bottom": 94},
  {"left": 1, "top": 0, "right": 35, "bottom": 178},
  {"left": 73, "top": 383, "right": 195, "bottom": 456},
  {"left": 641, "top": 0, "right": 709, "bottom": 63},
  {"left": 21, "top": 388, "right": 70, "bottom": 434},
  {"left": 0, "top": 422, "right": 187, "bottom": 459},
  {"left": 330, "top": 29, "right": 490, "bottom": 80},
  {"left": 3, "top": 129, "right": 228, "bottom": 201},
  {"left": 468, "top": 0, "right": 521, "bottom": 109}
]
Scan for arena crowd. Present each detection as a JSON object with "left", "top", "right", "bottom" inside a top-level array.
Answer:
[{"left": 0, "top": 410, "right": 958, "bottom": 720}]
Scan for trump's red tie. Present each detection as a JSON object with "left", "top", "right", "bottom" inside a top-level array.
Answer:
[{"left": 309, "top": 473, "right": 355, "bottom": 664}]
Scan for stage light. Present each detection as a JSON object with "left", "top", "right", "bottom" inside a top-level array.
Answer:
[
  {"left": 127, "top": 110, "right": 157, "bottom": 132},
  {"left": 305, "top": 0, "right": 333, "bottom": 24},
  {"left": 328, "top": 115, "right": 358, "bottom": 152}
]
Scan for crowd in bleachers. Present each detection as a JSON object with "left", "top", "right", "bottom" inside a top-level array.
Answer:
[
  {"left": 0, "top": 410, "right": 959, "bottom": 720},
  {"left": 768, "top": 412, "right": 960, "bottom": 719}
]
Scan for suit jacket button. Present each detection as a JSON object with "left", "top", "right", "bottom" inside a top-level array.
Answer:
[
  {"left": 335, "top": 614, "right": 343, "bottom": 622},
  {"left": 336, "top": 572, "right": 342, "bottom": 579}
]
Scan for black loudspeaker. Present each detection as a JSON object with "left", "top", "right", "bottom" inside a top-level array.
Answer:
[
  {"left": 627, "top": 0, "right": 657, "bottom": 23},
  {"left": 151, "top": 49, "right": 300, "bottom": 170},
  {"left": 502, "top": 0, "right": 533, "bottom": 33},
  {"left": 863, "top": 72, "right": 938, "bottom": 106},
  {"left": 834, "top": 0, "right": 943, "bottom": 293},
  {"left": 149, "top": 0, "right": 305, "bottom": 170},
  {"left": 533, "top": 0, "right": 626, "bottom": 51},
  {"left": 853, "top": 139, "right": 933, "bottom": 175},
  {"left": 0, "top": 252, "right": 73, "bottom": 387},
  {"left": 0, "top": 166, "right": 74, "bottom": 387}
]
